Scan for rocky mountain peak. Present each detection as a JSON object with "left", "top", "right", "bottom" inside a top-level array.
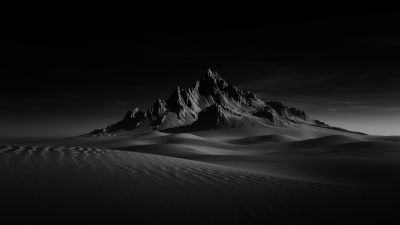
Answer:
[
  {"left": 122, "top": 107, "right": 142, "bottom": 121},
  {"left": 89, "top": 69, "right": 337, "bottom": 136},
  {"left": 198, "top": 69, "right": 228, "bottom": 91},
  {"left": 204, "top": 68, "right": 221, "bottom": 80}
]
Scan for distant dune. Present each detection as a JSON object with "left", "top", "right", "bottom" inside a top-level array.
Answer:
[{"left": 227, "top": 134, "right": 299, "bottom": 144}]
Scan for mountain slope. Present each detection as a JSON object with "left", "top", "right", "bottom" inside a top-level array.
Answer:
[{"left": 89, "top": 69, "right": 358, "bottom": 136}]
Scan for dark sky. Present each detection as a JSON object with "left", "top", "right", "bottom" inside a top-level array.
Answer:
[{"left": 1, "top": 3, "right": 400, "bottom": 138}]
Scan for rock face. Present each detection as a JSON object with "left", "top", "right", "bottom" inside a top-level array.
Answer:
[{"left": 89, "top": 69, "right": 330, "bottom": 136}]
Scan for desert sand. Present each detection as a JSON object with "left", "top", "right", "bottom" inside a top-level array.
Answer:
[{"left": 1, "top": 125, "right": 400, "bottom": 224}]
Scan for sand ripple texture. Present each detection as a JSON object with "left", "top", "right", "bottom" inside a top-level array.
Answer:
[{"left": 0, "top": 145, "right": 395, "bottom": 225}]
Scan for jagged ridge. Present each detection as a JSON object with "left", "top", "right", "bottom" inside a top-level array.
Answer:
[{"left": 89, "top": 69, "right": 334, "bottom": 136}]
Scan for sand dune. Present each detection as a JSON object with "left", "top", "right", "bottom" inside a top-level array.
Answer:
[
  {"left": 98, "top": 132, "right": 400, "bottom": 187},
  {"left": 1, "top": 127, "right": 400, "bottom": 223},
  {"left": 29, "top": 129, "right": 400, "bottom": 186},
  {"left": 227, "top": 134, "right": 299, "bottom": 145},
  {"left": 366, "top": 135, "right": 400, "bottom": 142},
  {"left": 0, "top": 144, "right": 368, "bottom": 224},
  {"left": 190, "top": 124, "right": 366, "bottom": 140},
  {"left": 287, "top": 134, "right": 366, "bottom": 148}
]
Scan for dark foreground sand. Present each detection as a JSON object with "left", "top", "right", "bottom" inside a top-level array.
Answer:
[{"left": 1, "top": 126, "right": 400, "bottom": 224}]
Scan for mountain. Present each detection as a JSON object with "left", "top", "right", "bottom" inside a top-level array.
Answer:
[{"left": 89, "top": 69, "right": 359, "bottom": 136}]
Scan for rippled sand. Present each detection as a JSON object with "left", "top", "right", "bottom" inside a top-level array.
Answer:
[{"left": 1, "top": 128, "right": 400, "bottom": 224}]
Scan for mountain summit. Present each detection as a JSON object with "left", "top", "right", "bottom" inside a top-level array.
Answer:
[{"left": 89, "top": 69, "right": 349, "bottom": 136}]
